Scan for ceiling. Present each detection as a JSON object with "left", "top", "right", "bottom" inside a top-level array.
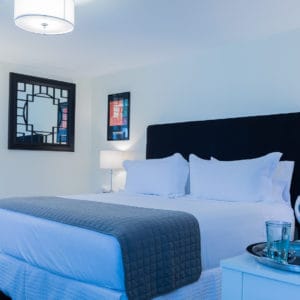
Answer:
[{"left": 0, "top": 0, "right": 300, "bottom": 78}]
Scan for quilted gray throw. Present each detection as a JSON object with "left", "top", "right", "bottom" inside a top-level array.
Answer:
[{"left": 0, "top": 197, "right": 201, "bottom": 300}]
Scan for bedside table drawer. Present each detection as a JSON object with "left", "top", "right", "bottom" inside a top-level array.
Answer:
[
  {"left": 243, "top": 273, "right": 300, "bottom": 300},
  {"left": 221, "top": 254, "right": 300, "bottom": 300},
  {"left": 222, "top": 269, "right": 243, "bottom": 300}
]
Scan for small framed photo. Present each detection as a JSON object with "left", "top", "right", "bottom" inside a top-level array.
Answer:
[{"left": 107, "top": 92, "right": 130, "bottom": 141}]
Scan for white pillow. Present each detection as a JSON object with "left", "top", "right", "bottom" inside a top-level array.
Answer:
[
  {"left": 189, "top": 152, "right": 282, "bottom": 202},
  {"left": 271, "top": 161, "right": 294, "bottom": 205},
  {"left": 211, "top": 157, "right": 294, "bottom": 205},
  {"left": 123, "top": 153, "right": 189, "bottom": 197}
]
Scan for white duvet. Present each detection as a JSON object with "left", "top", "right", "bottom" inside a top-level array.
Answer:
[{"left": 0, "top": 193, "right": 295, "bottom": 293}]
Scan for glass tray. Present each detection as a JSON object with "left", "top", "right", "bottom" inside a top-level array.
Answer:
[{"left": 246, "top": 241, "right": 300, "bottom": 273}]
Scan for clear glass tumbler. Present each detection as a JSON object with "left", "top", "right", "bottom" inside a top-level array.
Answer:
[{"left": 266, "top": 220, "right": 291, "bottom": 263}]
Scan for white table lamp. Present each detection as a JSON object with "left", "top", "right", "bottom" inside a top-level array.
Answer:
[{"left": 99, "top": 150, "right": 126, "bottom": 192}]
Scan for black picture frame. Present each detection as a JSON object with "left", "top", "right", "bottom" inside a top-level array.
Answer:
[
  {"left": 107, "top": 92, "right": 130, "bottom": 141},
  {"left": 8, "top": 73, "right": 76, "bottom": 151}
]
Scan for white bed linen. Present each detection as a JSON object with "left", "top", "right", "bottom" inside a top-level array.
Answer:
[
  {"left": 0, "top": 208, "right": 125, "bottom": 290},
  {"left": 0, "top": 193, "right": 295, "bottom": 299},
  {"left": 66, "top": 192, "right": 295, "bottom": 270}
]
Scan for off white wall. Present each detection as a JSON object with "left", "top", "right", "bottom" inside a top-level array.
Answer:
[
  {"left": 91, "top": 30, "right": 300, "bottom": 191},
  {"left": 2, "top": 30, "right": 300, "bottom": 196},
  {"left": 0, "top": 62, "right": 93, "bottom": 197}
]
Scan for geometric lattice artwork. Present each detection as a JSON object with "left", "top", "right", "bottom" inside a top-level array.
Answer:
[{"left": 9, "top": 73, "right": 76, "bottom": 151}]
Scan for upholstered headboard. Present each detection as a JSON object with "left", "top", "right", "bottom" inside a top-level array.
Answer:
[{"left": 146, "top": 112, "right": 300, "bottom": 210}]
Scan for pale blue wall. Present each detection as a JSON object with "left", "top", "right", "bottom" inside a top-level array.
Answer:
[
  {"left": 91, "top": 29, "right": 300, "bottom": 190},
  {"left": 0, "top": 63, "right": 93, "bottom": 197}
]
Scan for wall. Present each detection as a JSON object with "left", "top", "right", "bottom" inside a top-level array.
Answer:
[
  {"left": 1, "top": 31, "right": 300, "bottom": 196},
  {"left": 0, "top": 62, "right": 93, "bottom": 197},
  {"left": 91, "top": 30, "right": 300, "bottom": 191}
]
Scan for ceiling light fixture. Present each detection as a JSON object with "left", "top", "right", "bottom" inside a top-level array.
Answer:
[{"left": 14, "top": 0, "right": 75, "bottom": 35}]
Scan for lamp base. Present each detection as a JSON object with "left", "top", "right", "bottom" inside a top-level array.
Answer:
[{"left": 101, "top": 186, "right": 113, "bottom": 193}]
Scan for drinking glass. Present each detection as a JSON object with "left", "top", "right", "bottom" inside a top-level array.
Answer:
[{"left": 266, "top": 220, "right": 291, "bottom": 263}]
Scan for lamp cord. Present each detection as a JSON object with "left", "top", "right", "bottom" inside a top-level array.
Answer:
[{"left": 110, "top": 169, "right": 113, "bottom": 192}]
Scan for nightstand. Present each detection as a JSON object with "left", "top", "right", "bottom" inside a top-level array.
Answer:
[{"left": 221, "top": 253, "right": 300, "bottom": 300}]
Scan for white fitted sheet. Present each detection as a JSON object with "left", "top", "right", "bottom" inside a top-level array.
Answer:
[
  {"left": 0, "top": 193, "right": 295, "bottom": 298},
  {"left": 0, "top": 208, "right": 125, "bottom": 290}
]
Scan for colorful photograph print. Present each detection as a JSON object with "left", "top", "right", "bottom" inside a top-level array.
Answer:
[
  {"left": 107, "top": 92, "right": 130, "bottom": 141},
  {"left": 57, "top": 102, "right": 68, "bottom": 143}
]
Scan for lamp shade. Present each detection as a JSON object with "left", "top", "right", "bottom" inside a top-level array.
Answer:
[
  {"left": 14, "top": 0, "right": 75, "bottom": 35},
  {"left": 100, "top": 150, "right": 126, "bottom": 170}
]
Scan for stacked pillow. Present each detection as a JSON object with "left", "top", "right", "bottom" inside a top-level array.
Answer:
[
  {"left": 123, "top": 152, "right": 294, "bottom": 203},
  {"left": 189, "top": 153, "right": 283, "bottom": 202},
  {"left": 208, "top": 156, "right": 294, "bottom": 204},
  {"left": 269, "top": 161, "right": 294, "bottom": 205},
  {"left": 123, "top": 153, "right": 189, "bottom": 197}
]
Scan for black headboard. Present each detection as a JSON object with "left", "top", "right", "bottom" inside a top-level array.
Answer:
[{"left": 146, "top": 112, "right": 300, "bottom": 209}]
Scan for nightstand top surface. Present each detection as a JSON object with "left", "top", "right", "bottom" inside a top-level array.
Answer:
[{"left": 221, "top": 253, "right": 300, "bottom": 285}]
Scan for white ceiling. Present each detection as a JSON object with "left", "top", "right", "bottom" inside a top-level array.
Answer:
[{"left": 0, "top": 0, "right": 300, "bottom": 77}]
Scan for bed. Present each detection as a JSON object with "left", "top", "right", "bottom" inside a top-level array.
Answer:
[{"left": 0, "top": 112, "right": 299, "bottom": 300}]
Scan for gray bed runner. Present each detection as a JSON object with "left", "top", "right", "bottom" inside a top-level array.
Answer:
[{"left": 0, "top": 197, "right": 201, "bottom": 300}]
